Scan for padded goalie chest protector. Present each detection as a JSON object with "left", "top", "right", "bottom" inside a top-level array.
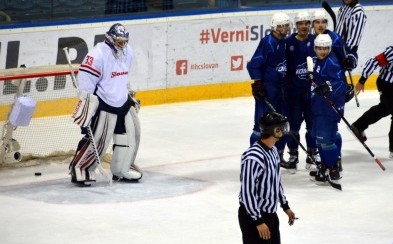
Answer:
[{"left": 9, "top": 96, "right": 36, "bottom": 127}]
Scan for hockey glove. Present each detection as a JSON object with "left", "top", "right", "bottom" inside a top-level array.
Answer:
[
  {"left": 251, "top": 80, "right": 267, "bottom": 100},
  {"left": 314, "top": 81, "right": 332, "bottom": 97},
  {"left": 345, "top": 84, "right": 354, "bottom": 103},
  {"left": 342, "top": 54, "right": 357, "bottom": 71},
  {"left": 129, "top": 90, "right": 141, "bottom": 113}
]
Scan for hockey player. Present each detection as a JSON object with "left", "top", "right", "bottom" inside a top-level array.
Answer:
[
  {"left": 310, "top": 34, "right": 347, "bottom": 183},
  {"left": 247, "top": 12, "right": 291, "bottom": 163},
  {"left": 312, "top": 9, "right": 357, "bottom": 72},
  {"left": 69, "top": 23, "right": 142, "bottom": 186},
  {"left": 311, "top": 9, "right": 356, "bottom": 172},
  {"left": 352, "top": 46, "right": 393, "bottom": 159},
  {"left": 238, "top": 111, "right": 296, "bottom": 244},
  {"left": 282, "top": 11, "right": 321, "bottom": 172},
  {"left": 337, "top": 0, "right": 367, "bottom": 54}
]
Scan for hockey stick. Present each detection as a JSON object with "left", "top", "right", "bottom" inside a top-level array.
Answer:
[
  {"left": 263, "top": 98, "right": 316, "bottom": 163},
  {"left": 322, "top": 1, "right": 336, "bottom": 31},
  {"left": 264, "top": 97, "right": 342, "bottom": 190},
  {"left": 322, "top": 1, "right": 360, "bottom": 107},
  {"left": 307, "top": 56, "right": 385, "bottom": 171},
  {"left": 63, "top": 47, "right": 112, "bottom": 185}
]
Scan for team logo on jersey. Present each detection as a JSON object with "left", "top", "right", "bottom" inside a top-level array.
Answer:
[
  {"left": 231, "top": 56, "right": 243, "bottom": 71},
  {"left": 276, "top": 60, "right": 287, "bottom": 76},
  {"left": 295, "top": 62, "right": 308, "bottom": 80},
  {"left": 176, "top": 60, "right": 188, "bottom": 75},
  {"left": 111, "top": 71, "right": 128, "bottom": 78}
]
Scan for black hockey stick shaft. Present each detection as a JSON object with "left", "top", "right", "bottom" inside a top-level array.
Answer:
[
  {"left": 322, "top": 1, "right": 336, "bottom": 31},
  {"left": 342, "top": 44, "right": 360, "bottom": 107},
  {"left": 306, "top": 57, "right": 385, "bottom": 171},
  {"left": 322, "top": 1, "right": 360, "bottom": 107},
  {"left": 263, "top": 98, "right": 317, "bottom": 164},
  {"left": 265, "top": 97, "right": 342, "bottom": 190}
]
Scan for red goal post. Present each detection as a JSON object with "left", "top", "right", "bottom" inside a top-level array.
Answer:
[{"left": 0, "top": 64, "right": 86, "bottom": 164}]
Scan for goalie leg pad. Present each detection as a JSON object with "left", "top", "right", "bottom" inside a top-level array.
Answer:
[
  {"left": 70, "top": 111, "right": 117, "bottom": 182},
  {"left": 111, "top": 110, "right": 142, "bottom": 181},
  {"left": 72, "top": 91, "right": 99, "bottom": 127}
]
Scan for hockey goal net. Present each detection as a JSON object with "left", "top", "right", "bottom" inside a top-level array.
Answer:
[{"left": 0, "top": 65, "right": 111, "bottom": 167}]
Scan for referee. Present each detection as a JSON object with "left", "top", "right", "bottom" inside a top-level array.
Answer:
[
  {"left": 238, "top": 112, "right": 296, "bottom": 244},
  {"left": 336, "top": 0, "right": 367, "bottom": 53},
  {"left": 351, "top": 46, "right": 393, "bottom": 159}
]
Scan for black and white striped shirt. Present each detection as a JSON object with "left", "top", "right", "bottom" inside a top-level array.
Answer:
[
  {"left": 361, "top": 46, "right": 393, "bottom": 84},
  {"left": 239, "top": 141, "right": 289, "bottom": 224},
  {"left": 336, "top": 1, "right": 367, "bottom": 52}
]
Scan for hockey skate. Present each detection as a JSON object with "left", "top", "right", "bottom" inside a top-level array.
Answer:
[
  {"left": 280, "top": 150, "right": 298, "bottom": 174},
  {"left": 306, "top": 148, "right": 321, "bottom": 171},
  {"left": 328, "top": 166, "right": 341, "bottom": 182},
  {"left": 351, "top": 124, "right": 367, "bottom": 142},
  {"left": 70, "top": 166, "right": 96, "bottom": 187},
  {"left": 112, "top": 163, "right": 143, "bottom": 183},
  {"left": 314, "top": 164, "right": 328, "bottom": 185}
]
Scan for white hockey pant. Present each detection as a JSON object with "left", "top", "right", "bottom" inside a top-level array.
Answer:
[
  {"left": 111, "top": 109, "right": 142, "bottom": 180},
  {"left": 73, "top": 111, "right": 117, "bottom": 182}
]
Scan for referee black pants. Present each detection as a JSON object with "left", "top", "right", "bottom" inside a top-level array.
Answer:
[
  {"left": 353, "top": 78, "right": 393, "bottom": 151},
  {"left": 238, "top": 204, "right": 281, "bottom": 244}
]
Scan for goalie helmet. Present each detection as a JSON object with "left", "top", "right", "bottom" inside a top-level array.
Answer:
[
  {"left": 294, "top": 11, "right": 311, "bottom": 23},
  {"left": 270, "top": 12, "right": 291, "bottom": 31},
  {"left": 259, "top": 112, "right": 290, "bottom": 137},
  {"left": 312, "top": 9, "right": 328, "bottom": 23},
  {"left": 105, "top": 23, "right": 129, "bottom": 55}
]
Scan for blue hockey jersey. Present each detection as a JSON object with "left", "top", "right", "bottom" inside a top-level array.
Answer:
[
  {"left": 311, "top": 53, "right": 346, "bottom": 121},
  {"left": 247, "top": 33, "right": 287, "bottom": 87}
]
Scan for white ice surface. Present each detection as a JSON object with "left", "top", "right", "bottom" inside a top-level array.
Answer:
[{"left": 1, "top": 91, "right": 393, "bottom": 244}]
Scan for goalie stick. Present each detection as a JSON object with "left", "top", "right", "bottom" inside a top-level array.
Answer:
[
  {"left": 322, "top": 0, "right": 360, "bottom": 107},
  {"left": 63, "top": 47, "right": 112, "bottom": 186},
  {"left": 307, "top": 56, "right": 385, "bottom": 172}
]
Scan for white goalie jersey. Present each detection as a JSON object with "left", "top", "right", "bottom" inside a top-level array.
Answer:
[{"left": 77, "top": 41, "right": 134, "bottom": 108}]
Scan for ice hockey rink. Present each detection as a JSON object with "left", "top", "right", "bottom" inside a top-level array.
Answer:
[{"left": 0, "top": 90, "right": 392, "bottom": 244}]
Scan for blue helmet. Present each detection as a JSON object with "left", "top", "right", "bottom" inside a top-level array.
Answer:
[{"left": 105, "top": 23, "right": 129, "bottom": 52}]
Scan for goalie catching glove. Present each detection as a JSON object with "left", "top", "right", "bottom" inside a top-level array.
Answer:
[
  {"left": 313, "top": 81, "right": 332, "bottom": 97},
  {"left": 251, "top": 80, "right": 267, "bottom": 100},
  {"left": 72, "top": 91, "right": 99, "bottom": 127}
]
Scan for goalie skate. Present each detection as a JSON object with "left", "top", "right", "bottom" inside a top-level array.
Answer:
[{"left": 70, "top": 167, "right": 96, "bottom": 186}]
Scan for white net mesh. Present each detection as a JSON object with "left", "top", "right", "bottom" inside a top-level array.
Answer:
[{"left": 0, "top": 65, "right": 114, "bottom": 166}]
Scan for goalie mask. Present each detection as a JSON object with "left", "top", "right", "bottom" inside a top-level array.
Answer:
[
  {"left": 259, "top": 112, "right": 290, "bottom": 138},
  {"left": 105, "top": 23, "right": 129, "bottom": 57}
]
